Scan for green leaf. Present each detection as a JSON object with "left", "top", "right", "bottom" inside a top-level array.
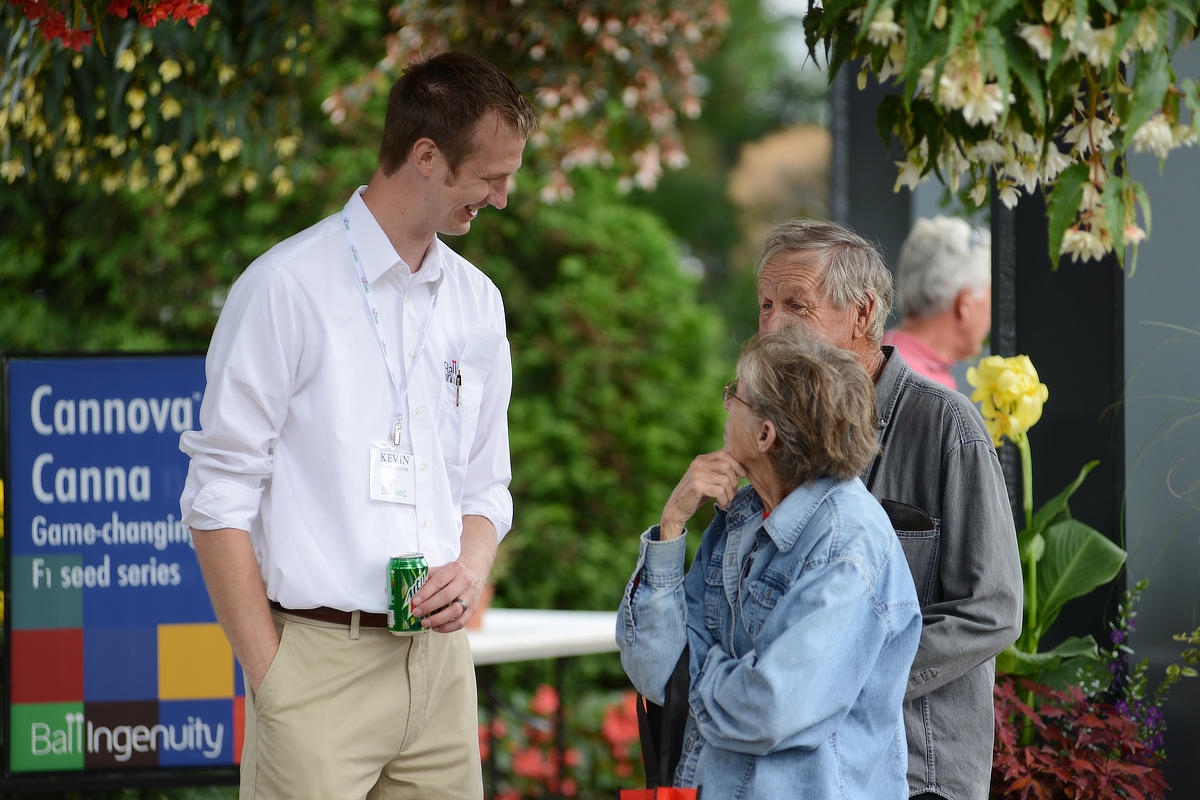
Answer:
[
  {"left": 1132, "top": 176, "right": 1152, "bottom": 239},
  {"left": 982, "top": 27, "right": 1010, "bottom": 123},
  {"left": 1035, "top": 519, "right": 1126, "bottom": 634},
  {"left": 877, "top": 94, "right": 904, "bottom": 145},
  {"left": 998, "top": 635, "right": 1100, "bottom": 678},
  {"left": 1045, "top": 162, "right": 1089, "bottom": 266},
  {"left": 1008, "top": 34, "right": 1046, "bottom": 125},
  {"left": 1102, "top": 174, "right": 1126, "bottom": 269},
  {"left": 1032, "top": 460, "right": 1098, "bottom": 531},
  {"left": 1125, "top": 48, "right": 1170, "bottom": 150},
  {"left": 1163, "top": 0, "right": 1199, "bottom": 26}
]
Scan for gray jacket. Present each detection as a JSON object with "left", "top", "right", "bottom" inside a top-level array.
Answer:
[{"left": 865, "top": 347, "right": 1022, "bottom": 800}]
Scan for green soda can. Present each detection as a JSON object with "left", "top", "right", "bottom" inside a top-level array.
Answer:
[{"left": 387, "top": 553, "right": 428, "bottom": 633}]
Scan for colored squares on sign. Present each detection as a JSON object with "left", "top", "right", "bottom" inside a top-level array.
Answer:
[
  {"left": 11, "top": 554, "right": 84, "bottom": 629},
  {"left": 157, "top": 624, "right": 233, "bottom": 699},
  {"left": 84, "top": 627, "right": 158, "bottom": 702},
  {"left": 11, "top": 629, "right": 84, "bottom": 703},
  {"left": 10, "top": 702, "right": 86, "bottom": 773},
  {"left": 82, "top": 701, "right": 159, "bottom": 769},
  {"left": 157, "top": 699, "right": 234, "bottom": 766}
]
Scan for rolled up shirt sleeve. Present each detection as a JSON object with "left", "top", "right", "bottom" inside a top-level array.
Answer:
[
  {"left": 459, "top": 330, "right": 514, "bottom": 540},
  {"left": 179, "top": 263, "right": 302, "bottom": 532}
]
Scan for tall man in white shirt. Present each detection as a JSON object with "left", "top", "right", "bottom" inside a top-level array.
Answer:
[{"left": 178, "top": 52, "right": 537, "bottom": 799}]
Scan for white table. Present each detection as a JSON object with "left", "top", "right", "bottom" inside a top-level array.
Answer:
[{"left": 467, "top": 608, "right": 619, "bottom": 665}]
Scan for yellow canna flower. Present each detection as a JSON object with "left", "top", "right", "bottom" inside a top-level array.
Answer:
[
  {"left": 117, "top": 49, "right": 137, "bottom": 72},
  {"left": 218, "top": 65, "right": 236, "bottom": 86},
  {"left": 161, "top": 97, "right": 182, "bottom": 120},
  {"left": 126, "top": 88, "right": 147, "bottom": 110},
  {"left": 967, "top": 354, "right": 1049, "bottom": 447}
]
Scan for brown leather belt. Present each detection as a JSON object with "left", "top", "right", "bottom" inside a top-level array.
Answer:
[{"left": 269, "top": 601, "right": 389, "bottom": 629}]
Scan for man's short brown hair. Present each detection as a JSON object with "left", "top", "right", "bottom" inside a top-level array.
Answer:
[
  {"left": 378, "top": 52, "right": 537, "bottom": 176},
  {"left": 738, "top": 329, "right": 879, "bottom": 486}
]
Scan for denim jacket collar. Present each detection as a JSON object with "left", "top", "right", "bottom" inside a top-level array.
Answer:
[
  {"left": 874, "top": 345, "right": 910, "bottom": 431},
  {"left": 725, "top": 477, "right": 842, "bottom": 554}
]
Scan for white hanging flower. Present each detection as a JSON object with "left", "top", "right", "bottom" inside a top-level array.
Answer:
[
  {"left": 1003, "top": 155, "right": 1040, "bottom": 192},
  {"left": 1067, "top": 20, "right": 1117, "bottom": 69},
  {"left": 962, "top": 82, "right": 1005, "bottom": 126},
  {"left": 1063, "top": 116, "right": 1114, "bottom": 154},
  {"left": 1171, "top": 124, "right": 1198, "bottom": 147},
  {"left": 969, "top": 177, "right": 989, "bottom": 206},
  {"left": 1061, "top": 226, "right": 1108, "bottom": 262},
  {"left": 1019, "top": 25, "right": 1054, "bottom": 61},
  {"left": 1131, "top": 113, "right": 1175, "bottom": 159},
  {"left": 1038, "top": 146, "right": 1074, "bottom": 181},
  {"left": 866, "top": 7, "right": 903, "bottom": 46},
  {"left": 1133, "top": 11, "right": 1159, "bottom": 52},
  {"left": 967, "top": 139, "right": 1006, "bottom": 164},
  {"left": 997, "top": 179, "right": 1021, "bottom": 209},
  {"left": 894, "top": 158, "right": 927, "bottom": 191},
  {"left": 938, "top": 70, "right": 967, "bottom": 110},
  {"left": 1124, "top": 224, "right": 1146, "bottom": 245}
]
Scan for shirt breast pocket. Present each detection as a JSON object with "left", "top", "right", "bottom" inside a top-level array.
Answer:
[
  {"left": 436, "top": 326, "right": 502, "bottom": 466},
  {"left": 881, "top": 498, "right": 940, "bottom": 605},
  {"left": 438, "top": 378, "right": 483, "bottom": 466}
]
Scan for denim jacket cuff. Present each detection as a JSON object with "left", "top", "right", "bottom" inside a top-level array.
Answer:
[{"left": 639, "top": 525, "right": 687, "bottom": 584}]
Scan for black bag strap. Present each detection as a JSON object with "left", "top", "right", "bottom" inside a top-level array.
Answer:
[{"left": 636, "top": 645, "right": 691, "bottom": 788}]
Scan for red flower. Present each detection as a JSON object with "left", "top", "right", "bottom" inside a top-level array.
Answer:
[
  {"left": 107, "top": 0, "right": 135, "bottom": 17},
  {"left": 477, "top": 723, "right": 491, "bottom": 762},
  {"left": 530, "top": 684, "right": 560, "bottom": 716}
]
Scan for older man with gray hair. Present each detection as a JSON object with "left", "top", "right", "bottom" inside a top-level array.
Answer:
[
  {"left": 883, "top": 216, "right": 992, "bottom": 391},
  {"left": 756, "top": 218, "right": 1021, "bottom": 800}
]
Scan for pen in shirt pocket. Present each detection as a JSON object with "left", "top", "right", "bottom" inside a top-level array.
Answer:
[{"left": 455, "top": 363, "right": 462, "bottom": 407}]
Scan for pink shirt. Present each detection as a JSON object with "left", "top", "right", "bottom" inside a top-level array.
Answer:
[{"left": 883, "top": 329, "right": 957, "bottom": 391}]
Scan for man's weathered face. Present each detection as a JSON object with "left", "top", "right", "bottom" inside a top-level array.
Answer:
[{"left": 757, "top": 252, "right": 858, "bottom": 351}]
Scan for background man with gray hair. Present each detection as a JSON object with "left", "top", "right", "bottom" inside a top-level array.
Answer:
[
  {"left": 883, "top": 216, "right": 993, "bottom": 391},
  {"left": 755, "top": 218, "right": 1021, "bottom": 800}
]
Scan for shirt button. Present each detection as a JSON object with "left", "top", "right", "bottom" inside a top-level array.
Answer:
[
  {"left": 420, "top": 463, "right": 427, "bottom": 471},
  {"left": 423, "top": 520, "right": 431, "bottom": 528},
  {"left": 408, "top": 350, "right": 416, "bottom": 358},
  {"left": 415, "top": 407, "right": 423, "bottom": 415}
]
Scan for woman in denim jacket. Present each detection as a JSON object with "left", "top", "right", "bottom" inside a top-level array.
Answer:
[{"left": 618, "top": 331, "right": 922, "bottom": 799}]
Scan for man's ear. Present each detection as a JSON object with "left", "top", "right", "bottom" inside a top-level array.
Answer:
[
  {"left": 410, "top": 138, "right": 440, "bottom": 178},
  {"left": 953, "top": 287, "right": 974, "bottom": 321},
  {"left": 852, "top": 289, "right": 877, "bottom": 340},
  {"left": 757, "top": 419, "right": 777, "bottom": 454}
]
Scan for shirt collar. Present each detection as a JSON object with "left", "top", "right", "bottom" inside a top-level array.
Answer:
[
  {"left": 343, "top": 187, "right": 445, "bottom": 288},
  {"left": 873, "top": 345, "right": 910, "bottom": 431}
]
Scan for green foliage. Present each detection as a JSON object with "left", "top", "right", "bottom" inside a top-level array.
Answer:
[
  {"left": 803, "top": 0, "right": 1200, "bottom": 266},
  {"left": 1, "top": 0, "right": 317, "bottom": 204},
  {"left": 997, "top": 460, "right": 1128, "bottom": 685},
  {"left": 454, "top": 173, "right": 728, "bottom": 615}
]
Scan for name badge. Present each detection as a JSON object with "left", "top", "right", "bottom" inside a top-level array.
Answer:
[{"left": 369, "top": 442, "right": 417, "bottom": 504}]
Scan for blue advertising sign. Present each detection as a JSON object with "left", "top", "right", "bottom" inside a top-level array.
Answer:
[{"left": 3, "top": 355, "right": 244, "bottom": 779}]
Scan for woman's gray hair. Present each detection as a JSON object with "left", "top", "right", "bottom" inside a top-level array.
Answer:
[
  {"left": 755, "top": 219, "right": 894, "bottom": 344},
  {"left": 896, "top": 216, "right": 991, "bottom": 319},
  {"left": 738, "top": 329, "right": 879, "bottom": 486}
]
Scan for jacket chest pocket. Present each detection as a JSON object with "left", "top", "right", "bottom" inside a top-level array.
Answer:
[
  {"left": 882, "top": 498, "right": 940, "bottom": 605},
  {"left": 740, "top": 567, "right": 787, "bottom": 639}
]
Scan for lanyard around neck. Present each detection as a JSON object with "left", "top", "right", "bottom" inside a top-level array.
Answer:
[{"left": 342, "top": 212, "right": 439, "bottom": 427}]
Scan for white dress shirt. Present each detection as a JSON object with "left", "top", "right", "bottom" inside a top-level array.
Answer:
[{"left": 179, "top": 188, "right": 513, "bottom": 612}]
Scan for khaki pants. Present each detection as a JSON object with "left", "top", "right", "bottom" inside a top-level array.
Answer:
[{"left": 240, "top": 611, "right": 483, "bottom": 799}]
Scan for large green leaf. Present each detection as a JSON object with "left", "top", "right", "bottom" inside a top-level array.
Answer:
[
  {"left": 1031, "top": 460, "right": 1098, "bottom": 531},
  {"left": 997, "top": 635, "right": 1099, "bottom": 678},
  {"left": 1035, "top": 519, "right": 1126, "bottom": 634}
]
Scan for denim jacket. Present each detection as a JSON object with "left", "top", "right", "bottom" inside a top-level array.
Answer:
[
  {"left": 618, "top": 477, "right": 921, "bottom": 799},
  {"left": 868, "top": 348, "right": 1023, "bottom": 800}
]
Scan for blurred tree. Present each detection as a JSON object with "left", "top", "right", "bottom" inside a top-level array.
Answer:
[{"left": 456, "top": 172, "right": 727, "bottom": 614}]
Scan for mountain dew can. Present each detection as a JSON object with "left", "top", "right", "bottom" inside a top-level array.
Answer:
[{"left": 387, "top": 553, "right": 428, "bottom": 633}]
